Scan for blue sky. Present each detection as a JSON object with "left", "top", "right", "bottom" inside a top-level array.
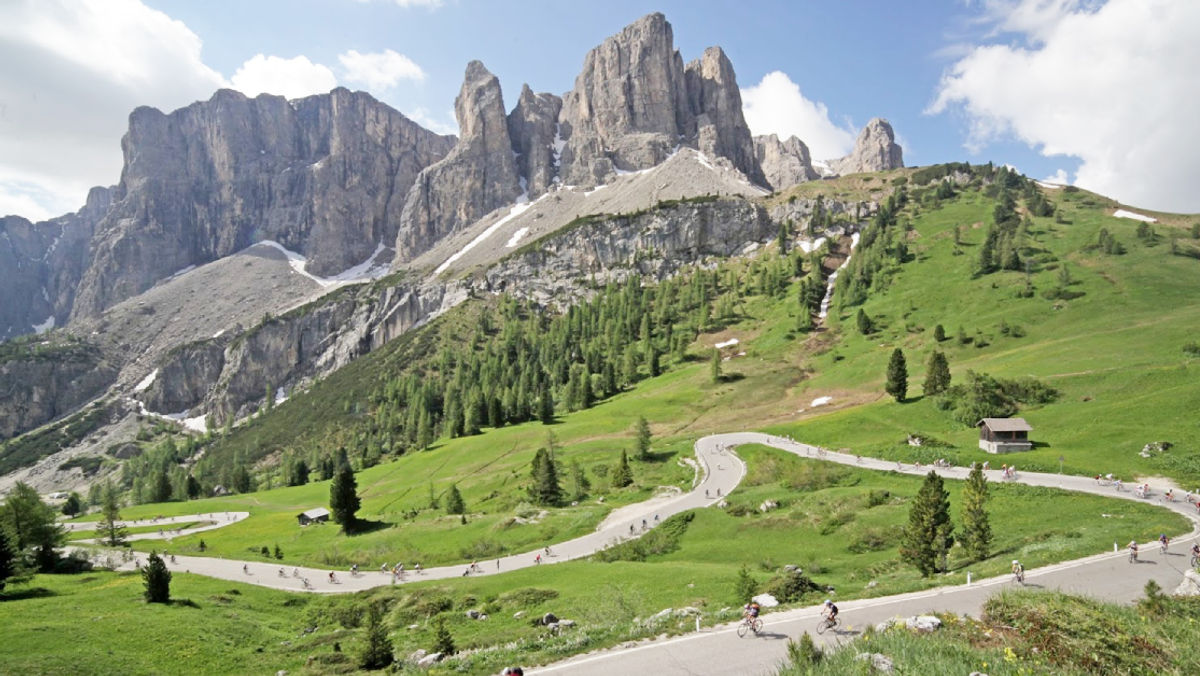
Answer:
[{"left": 2, "top": 0, "right": 1197, "bottom": 219}]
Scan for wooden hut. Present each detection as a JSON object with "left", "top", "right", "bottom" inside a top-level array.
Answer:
[
  {"left": 976, "top": 418, "right": 1032, "bottom": 454},
  {"left": 297, "top": 507, "right": 330, "bottom": 526}
]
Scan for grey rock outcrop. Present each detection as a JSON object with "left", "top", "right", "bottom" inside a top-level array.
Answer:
[
  {"left": 0, "top": 338, "right": 117, "bottom": 440},
  {"left": 396, "top": 61, "right": 522, "bottom": 264},
  {"left": 0, "top": 186, "right": 113, "bottom": 339},
  {"left": 755, "top": 134, "right": 819, "bottom": 191},
  {"left": 507, "top": 85, "right": 563, "bottom": 200},
  {"left": 829, "top": 118, "right": 903, "bottom": 176},
  {"left": 70, "top": 87, "right": 455, "bottom": 319},
  {"left": 684, "top": 47, "right": 766, "bottom": 187},
  {"left": 557, "top": 13, "right": 765, "bottom": 188}
]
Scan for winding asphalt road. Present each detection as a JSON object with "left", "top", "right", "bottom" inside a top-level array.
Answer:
[{"left": 83, "top": 433, "right": 1199, "bottom": 674}]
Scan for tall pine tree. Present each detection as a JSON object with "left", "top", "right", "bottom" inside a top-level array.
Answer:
[
  {"left": 633, "top": 416, "right": 652, "bottom": 461},
  {"left": 710, "top": 348, "right": 722, "bottom": 383},
  {"left": 923, "top": 350, "right": 951, "bottom": 396},
  {"left": 528, "top": 448, "right": 562, "bottom": 506},
  {"left": 329, "top": 463, "right": 361, "bottom": 531},
  {"left": 98, "top": 482, "right": 127, "bottom": 548},
  {"left": 960, "top": 464, "right": 993, "bottom": 561},
  {"left": 142, "top": 550, "right": 171, "bottom": 603},
  {"left": 899, "top": 471, "right": 955, "bottom": 576},
  {"left": 444, "top": 484, "right": 465, "bottom": 515},
  {"left": 611, "top": 450, "right": 634, "bottom": 488},
  {"left": 885, "top": 348, "right": 908, "bottom": 402},
  {"left": 0, "top": 528, "right": 14, "bottom": 592}
]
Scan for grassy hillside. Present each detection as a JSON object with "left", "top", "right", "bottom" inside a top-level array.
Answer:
[{"left": 7, "top": 165, "right": 1200, "bottom": 673}]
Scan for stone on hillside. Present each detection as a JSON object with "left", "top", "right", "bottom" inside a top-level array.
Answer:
[
  {"left": 751, "top": 593, "right": 778, "bottom": 607},
  {"left": 478, "top": 614, "right": 488, "bottom": 621},
  {"left": 408, "top": 649, "right": 427, "bottom": 662},
  {"left": 674, "top": 607, "right": 701, "bottom": 617},
  {"left": 417, "top": 652, "right": 443, "bottom": 668},
  {"left": 759, "top": 499, "right": 779, "bottom": 513},
  {"left": 396, "top": 60, "right": 522, "bottom": 264},
  {"left": 407, "top": 624, "right": 420, "bottom": 630},
  {"left": 784, "top": 564, "right": 800, "bottom": 573},
  {"left": 651, "top": 608, "right": 674, "bottom": 622},
  {"left": 466, "top": 609, "right": 481, "bottom": 619},
  {"left": 829, "top": 118, "right": 903, "bottom": 176},
  {"left": 754, "top": 134, "right": 818, "bottom": 191},
  {"left": 905, "top": 615, "right": 942, "bottom": 632},
  {"left": 1142, "top": 441, "right": 1172, "bottom": 454},
  {"left": 856, "top": 653, "right": 895, "bottom": 674},
  {"left": 560, "top": 619, "right": 576, "bottom": 627},
  {"left": 1175, "top": 569, "right": 1200, "bottom": 596},
  {"left": 513, "top": 611, "right": 525, "bottom": 619},
  {"left": 542, "top": 612, "right": 559, "bottom": 625}
]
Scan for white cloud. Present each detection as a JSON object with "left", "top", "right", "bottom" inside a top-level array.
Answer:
[
  {"left": 1042, "top": 168, "right": 1070, "bottom": 185},
  {"left": 406, "top": 107, "right": 457, "bottom": 136},
  {"left": 0, "top": 0, "right": 226, "bottom": 218},
  {"left": 741, "top": 71, "right": 856, "bottom": 163},
  {"left": 393, "top": 0, "right": 443, "bottom": 8},
  {"left": 338, "top": 49, "right": 424, "bottom": 90},
  {"left": 230, "top": 54, "right": 337, "bottom": 99},
  {"left": 931, "top": 0, "right": 1200, "bottom": 213}
]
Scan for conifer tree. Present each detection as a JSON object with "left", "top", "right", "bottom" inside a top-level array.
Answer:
[
  {"left": 732, "top": 565, "right": 757, "bottom": 604},
  {"left": 899, "top": 471, "right": 955, "bottom": 576},
  {"left": 0, "top": 528, "right": 13, "bottom": 592},
  {"left": 856, "top": 308, "right": 874, "bottom": 335},
  {"left": 444, "top": 484, "right": 465, "bottom": 515},
  {"left": 528, "top": 448, "right": 562, "bottom": 506},
  {"left": 359, "top": 604, "right": 394, "bottom": 669},
  {"left": 960, "top": 464, "right": 993, "bottom": 561},
  {"left": 710, "top": 348, "right": 722, "bottom": 383},
  {"left": 633, "top": 416, "right": 652, "bottom": 461},
  {"left": 432, "top": 615, "right": 455, "bottom": 655},
  {"left": 923, "top": 350, "right": 951, "bottom": 396},
  {"left": 142, "top": 550, "right": 171, "bottom": 603},
  {"left": 570, "top": 461, "right": 590, "bottom": 502},
  {"left": 185, "top": 474, "right": 202, "bottom": 500},
  {"left": 611, "top": 450, "right": 634, "bottom": 488},
  {"left": 98, "top": 482, "right": 128, "bottom": 548},
  {"left": 933, "top": 324, "right": 946, "bottom": 342},
  {"left": 151, "top": 467, "right": 172, "bottom": 503},
  {"left": 796, "top": 307, "right": 814, "bottom": 333},
  {"left": 538, "top": 381, "right": 554, "bottom": 425},
  {"left": 329, "top": 463, "right": 360, "bottom": 531},
  {"left": 60, "top": 492, "right": 82, "bottom": 517},
  {"left": 885, "top": 348, "right": 908, "bottom": 402}
]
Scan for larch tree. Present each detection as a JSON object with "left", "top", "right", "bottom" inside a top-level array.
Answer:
[
  {"left": 960, "top": 464, "right": 993, "bottom": 561},
  {"left": 633, "top": 416, "right": 652, "bottom": 461},
  {"left": 899, "top": 471, "right": 955, "bottom": 576},
  {"left": 885, "top": 348, "right": 908, "bottom": 402},
  {"left": 329, "top": 463, "right": 361, "bottom": 532},
  {"left": 923, "top": 350, "right": 951, "bottom": 396},
  {"left": 97, "top": 482, "right": 128, "bottom": 548},
  {"left": 444, "top": 484, "right": 465, "bottom": 516},
  {"left": 611, "top": 450, "right": 634, "bottom": 489},
  {"left": 528, "top": 448, "right": 562, "bottom": 506}
]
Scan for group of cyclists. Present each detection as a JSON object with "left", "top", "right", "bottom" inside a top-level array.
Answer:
[
  {"left": 1127, "top": 535, "right": 1200, "bottom": 564},
  {"left": 739, "top": 599, "right": 838, "bottom": 637}
]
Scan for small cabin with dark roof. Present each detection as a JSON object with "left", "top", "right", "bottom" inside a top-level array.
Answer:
[
  {"left": 977, "top": 418, "right": 1033, "bottom": 454},
  {"left": 297, "top": 507, "right": 330, "bottom": 526}
]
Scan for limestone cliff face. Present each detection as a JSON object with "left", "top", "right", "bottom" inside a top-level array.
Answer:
[
  {"left": 755, "top": 134, "right": 819, "bottom": 191},
  {"left": 69, "top": 88, "right": 455, "bottom": 319},
  {"left": 684, "top": 47, "right": 766, "bottom": 187},
  {"left": 0, "top": 187, "right": 112, "bottom": 339},
  {"left": 557, "top": 13, "right": 765, "bottom": 188},
  {"left": 830, "top": 118, "right": 904, "bottom": 175},
  {"left": 507, "top": 85, "right": 563, "bottom": 200},
  {"left": 395, "top": 61, "right": 523, "bottom": 263},
  {"left": 0, "top": 339, "right": 117, "bottom": 440}
]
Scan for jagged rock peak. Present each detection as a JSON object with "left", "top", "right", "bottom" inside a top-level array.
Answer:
[
  {"left": 508, "top": 84, "right": 563, "bottom": 200},
  {"left": 557, "top": 13, "right": 765, "bottom": 188},
  {"left": 684, "top": 46, "right": 766, "bottom": 187},
  {"left": 395, "top": 60, "right": 522, "bottom": 264},
  {"left": 754, "top": 134, "right": 819, "bottom": 191},
  {"left": 69, "top": 86, "right": 455, "bottom": 320},
  {"left": 830, "top": 118, "right": 904, "bottom": 175}
]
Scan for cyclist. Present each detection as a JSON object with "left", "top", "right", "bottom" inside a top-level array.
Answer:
[
  {"left": 821, "top": 599, "right": 839, "bottom": 626},
  {"left": 743, "top": 600, "right": 761, "bottom": 622},
  {"left": 1190, "top": 543, "right": 1200, "bottom": 565},
  {"left": 1128, "top": 540, "right": 1139, "bottom": 562},
  {"left": 1158, "top": 534, "right": 1170, "bottom": 552},
  {"left": 1011, "top": 559, "right": 1025, "bottom": 583}
]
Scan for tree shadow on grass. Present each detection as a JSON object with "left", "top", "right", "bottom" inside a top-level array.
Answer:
[
  {"left": 0, "top": 586, "right": 56, "bottom": 601},
  {"left": 170, "top": 598, "right": 200, "bottom": 608},
  {"left": 347, "top": 518, "right": 390, "bottom": 535}
]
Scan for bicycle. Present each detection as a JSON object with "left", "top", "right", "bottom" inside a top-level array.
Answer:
[
  {"left": 1128, "top": 549, "right": 1138, "bottom": 563},
  {"left": 736, "top": 615, "right": 763, "bottom": 638},
  {"left": 1190, "top": 553, "right": 1199, "bottom": 568},
  {"left": 1011, "top": 570, "right": 1025, "bottom": 585},
  {"left": 815, "top": 615, "right": 840, "bottom": 635}
]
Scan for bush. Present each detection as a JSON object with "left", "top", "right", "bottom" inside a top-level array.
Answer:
[
  {"left": 937, "top": 371, "right": 1059, "bottom": 426},
  {"left": 1183, "top": 342, "right": 1200, "bottom": 358},
  {"left": 592, "top": 512, "right": 694, "bottom": 562},
  {"left": 431, "top": 616, "right": 455, "bottom": 656},
  {"left": 762, "top": 569, "right": 821, "bottom": 603},
  {"left": 848, "top": 527, "right": 895, "bottom": 553}
]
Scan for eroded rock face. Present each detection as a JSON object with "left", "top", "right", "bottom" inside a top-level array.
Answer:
[
  {"left": 557, "top": 13, "right": 764, "bottom": 188},
  {"left": 829, "top": 118, "right": 903, "bottom": 175},
  {"left": 684, "top": 47, "right": 766, "bottom": 187},
  {"left": 396, "top": 61, "right": 522, "bottom": 263},
  {"left": 70, "top": 87, "right": 455, "bottom": 319},
  {"left": 755, "top": 134, "right": 819, "bottom": 191},
  {"left": 0, "top": 340, "right": 117, "bottom": 440},
  {"left": 508, "top": 85, "right": 563, "bottom": 200},
  {"left": 0, "top": 187, "right": 112, "bottom": 339}
]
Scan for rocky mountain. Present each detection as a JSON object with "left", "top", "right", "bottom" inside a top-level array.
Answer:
[
  {"left": 395, "top": 61, "right": 522, "bottom": 264},
  {"left": 829, "top": 118, "right": 904, "bottom": 175},
  {"left": 69, "top": 87, "right": 455, "bottom": 319},
  {"left": 0, "top": 187, "right": 112, "bottom": 339},
  {"left": 754, "top": 134, "right": 820, "bottom": 191},
  {"left": 557, "top": 12, "right": 766, "bottom": 189},
  {"left": 507, "top": 85, "right": 563, "bottom": 200}
]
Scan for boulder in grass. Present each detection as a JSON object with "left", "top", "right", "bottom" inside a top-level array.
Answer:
[
  {"left": 905, "top": 615, "right": 942, "bottom": 632},
  {"left": 856, "top": 653, "right": 895, "bottom": 674},
  {"left": 416, "top": 652, "right": 443, "bottom": 669},
  {"left": 751, "top": 593, "right": 779, "bottom": 607}
]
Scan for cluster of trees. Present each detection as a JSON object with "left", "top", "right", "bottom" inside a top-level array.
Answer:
[
  {"left": 836, "top": 188, "right": 910, "bottom": 309},
  {"left": 934, "top": 370, "right": 1059, "bottom": 426},
  {"left": 900, "top": 465, "right": 992, "bottom": 576},
  {"left": 0, "top": 483, "right": 68, "bottom": 587},
  {"left": 975, "top": 168, "right": 1054, "bottom": 278}
]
